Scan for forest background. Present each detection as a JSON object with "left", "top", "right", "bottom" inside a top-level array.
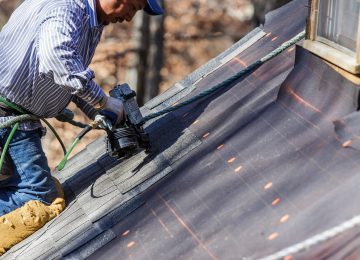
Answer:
[{"left": 0, "top": 0, "right": 290, "bottom": 170}]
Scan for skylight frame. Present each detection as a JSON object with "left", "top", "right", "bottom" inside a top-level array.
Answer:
[{"left": 304, "top": 0, "right": 360, "bottom": 74}]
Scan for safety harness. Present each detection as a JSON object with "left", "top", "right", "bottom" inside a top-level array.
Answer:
[{"left": 0, "top": 96, "right": 66, "bottom": 177}]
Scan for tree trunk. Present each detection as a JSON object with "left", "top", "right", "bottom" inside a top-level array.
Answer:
[
  {"left": 251, "top": 0, "right": 291, "bottom": 26},
  {"left": 143, "top": 1, "right": 165, "bottom": 103},
  {"left": 126, "top": 12, "right": 150, "bottom": 105},
  {"left": 125, "top": 2, "right": 165, "bottom": 106}
]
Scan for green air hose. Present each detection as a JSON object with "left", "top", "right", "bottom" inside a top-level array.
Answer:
[
  {"left": 0, "top": 96, "right": 66, "bottom": 173},
  {"left": 0, "top": 95, "right": 93, "bottom": 172},
  {"left": 0, "top": 122, "right": 18, "bottom": 172},
  {"left": 57, "top": 125, "right": 92, "bottom": 171}
]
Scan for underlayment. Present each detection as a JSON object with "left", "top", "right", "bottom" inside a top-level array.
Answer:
[
  {"left": 4, "top": 0, "right": 360, "bottom": 259},
  {"left": 90, "top": 51, "right": 360, "bottom": 259}
]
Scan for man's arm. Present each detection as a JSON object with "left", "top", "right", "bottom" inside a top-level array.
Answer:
[
  {"left": 71, "top": 95, "right": 98, "bottom": 120},
  {"left": 37, "top": 8, "right": 105, "bottom": 106}
]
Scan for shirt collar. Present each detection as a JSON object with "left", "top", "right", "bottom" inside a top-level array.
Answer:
[{"left": 86, "top": 0, "right": 99, "bottom": 28}]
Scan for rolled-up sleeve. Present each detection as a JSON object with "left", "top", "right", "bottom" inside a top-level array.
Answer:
[{"left": 37, "top": 8, "right": 105, "bottom": 105}]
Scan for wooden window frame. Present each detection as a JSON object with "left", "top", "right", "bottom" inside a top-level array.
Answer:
[{"left": 303, "top": 0, "right": 360, "bottom": 74}]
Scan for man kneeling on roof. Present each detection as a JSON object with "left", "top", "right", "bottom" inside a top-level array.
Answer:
[{"left": 0, "top": 0, "right": 163, "bottom": 253}]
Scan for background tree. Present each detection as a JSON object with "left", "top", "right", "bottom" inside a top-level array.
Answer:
[
  {"left": 0, "top": 0, "right": 21, "bottom": 28},
  {"left": 126, "top": 3, "right": 165, "bottom": 106}
]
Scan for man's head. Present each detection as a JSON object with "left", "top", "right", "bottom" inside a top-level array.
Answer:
[{"left": 96, "top": 0, "right": 163, "bottom": 25}]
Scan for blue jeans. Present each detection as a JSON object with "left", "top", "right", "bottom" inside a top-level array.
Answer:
[{"left": 0, "top": 128, "right": 59, "bottom": 216}]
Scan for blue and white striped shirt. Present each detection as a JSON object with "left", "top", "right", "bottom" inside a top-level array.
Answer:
[{"left": 0, "top": 0, "right": 105, "bottom": 130}]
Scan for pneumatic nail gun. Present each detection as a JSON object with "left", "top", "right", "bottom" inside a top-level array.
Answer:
[
  {"left": 57, "top": 83, "right": 151, "bottom": 171},
  {"left": 105, "top": 83, "right": 151, "bottom": 159}
]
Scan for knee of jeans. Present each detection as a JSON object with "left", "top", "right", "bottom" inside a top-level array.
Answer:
[
  {"left": 0, "top": 128, "right": 9, "bottom": 138},
  {"left": 0, "top": 205, "right": 13, "bottom": 217},
  {"left": 40, "top": 177, "right": 63, "bottom": 205},
  {"left": 43, "top": 187, "right": 60, "bottom": 205},
  {"left": 15, "top": 190, "right": 52, "bottom": 207},
  {"left": 0, "top": 191, "right": 24, "bottom": 216},
  {"left": 30, "top": 182, "right": 60, "bottom": 205}
]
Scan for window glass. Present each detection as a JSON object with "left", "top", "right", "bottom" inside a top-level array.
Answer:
[{"left": 317, "top": 0, "right": 360, "bottom": 53}]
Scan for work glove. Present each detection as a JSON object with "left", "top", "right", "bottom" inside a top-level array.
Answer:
[{"left": 97, "top": 96, "right": 125, "bottom": 128}]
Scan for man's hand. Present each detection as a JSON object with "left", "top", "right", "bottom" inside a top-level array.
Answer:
[
  {"left": 98, "top": 96, "right": 125, "bottom": 127},
  {"left": 94, "top": 114, "right": 114, "bottom": 130}
]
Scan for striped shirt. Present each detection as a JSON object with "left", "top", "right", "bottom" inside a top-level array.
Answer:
[{"left": 0, "top": 0, "right": 105, "bottom": 130}]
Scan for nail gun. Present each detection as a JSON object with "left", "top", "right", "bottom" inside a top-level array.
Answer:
[
  {"left": 57, "top": 83, "right": 151, "bottom": 171},
  {"left": 104, "top": 83, "right": 151, "bottom": 159}
]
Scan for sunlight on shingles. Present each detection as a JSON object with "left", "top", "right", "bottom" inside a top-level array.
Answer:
[
  {"left": 203, "top": 132, "right": 210, "bottom": 139},
  {"left": 127, "top": 241, "right": 135, "bottom": 248},
  {"left": 280, "top": 215, "right": 290, "bottom": 223},
  {"left": 342, "top": 140, "right": 352, "bottom": 147},
  {"left": 192, "top": 120, "right": 199, "bottom": 125},
  {"left": 264, "top": 182, "right": 273, "bottom": 190},
  {"left": 272, "top": 198, "right": 281, "bottom": 206},
  {"left": 287, "top": 46, "right": 295, "bottom": 53},
  {"left": 217, "top": 144, "right": 224, "bottom": 150},
  {"left": 271, "top": 36, "right": 278, "bottom": 42},
  {"left": 234, "top": 166, "right": 242, "bottom": 173},
  {"left": 227, "top": 157, "right": 236, "bottom": 164},
  {"left": 122, "top": 230, "right": 130, "bottom": 236},
  {"left": 268, "top": 232, "right": 279, "bottom": 240}
]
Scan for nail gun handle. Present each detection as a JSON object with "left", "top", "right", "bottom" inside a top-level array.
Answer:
[{"left": 109, "top": 83, "right": 144, "bottom": 126}]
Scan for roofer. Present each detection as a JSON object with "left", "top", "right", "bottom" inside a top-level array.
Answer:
[{"left": 0, "top": 0, "right": 163, "bottom": 217}]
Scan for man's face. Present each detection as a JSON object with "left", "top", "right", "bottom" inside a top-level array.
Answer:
[{"left": 96, "top": 0, "right": 147, "bottom": 25}]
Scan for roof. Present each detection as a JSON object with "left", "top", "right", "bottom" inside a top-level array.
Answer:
[{"left": 3, "top": 0, "right": 360, "bottom": 259}]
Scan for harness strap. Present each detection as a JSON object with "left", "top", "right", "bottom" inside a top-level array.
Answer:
[
  {"left": 0, "top": 105, "right": 20, "bottom": 117},
  {"left": 0, "top": 98, "right": 25, "bottom": 179},
  {"left": 0, "top": 96, "right": 66, "bottom": 175}
]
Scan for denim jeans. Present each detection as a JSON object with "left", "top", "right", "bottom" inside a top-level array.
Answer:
[{"left": 0, "top": 128, "right": 59, "bottom": 216}]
